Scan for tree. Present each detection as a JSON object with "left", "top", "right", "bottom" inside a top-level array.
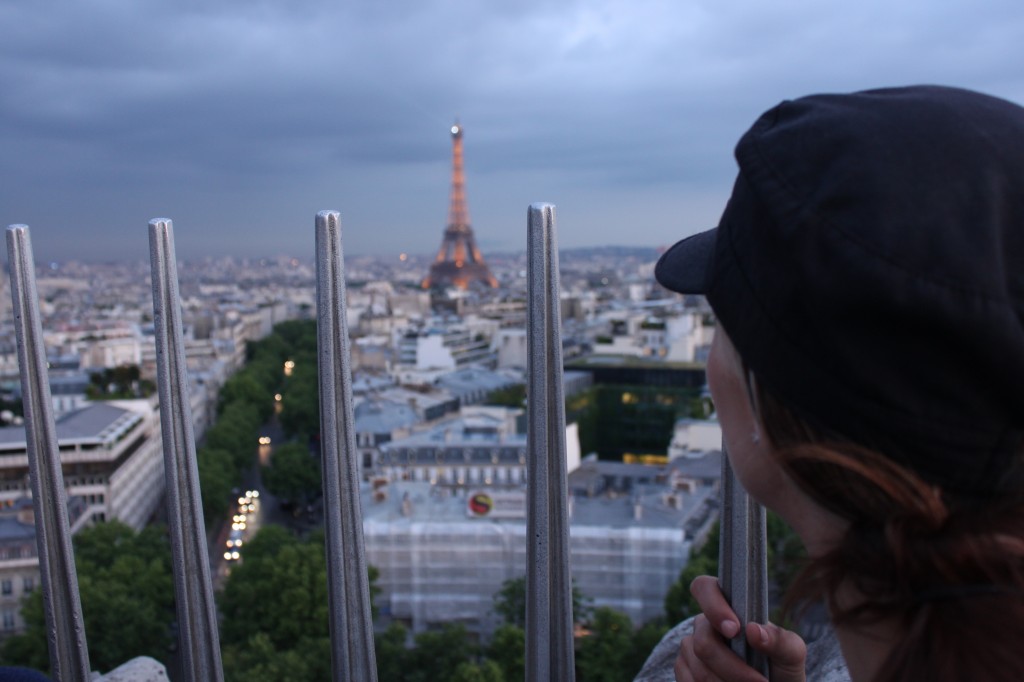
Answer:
[
  {"left": 663, "top": 513, "right": 807, "bottom": 625},
  {"left": 85, "top": 364, "right": 152, "bottom": 399},
  {"left": 767, "top": 510, "right": 807, "bottom": 607},
  {"left": 1, "top": 522, "right": 175, "bottom": 673},
  {"left": 219, "top": 527, "right": 329, "bottom": 650},
  {"left": 211, "top": 401, "right": 262, "bottom": 471},
  {"left": 665, "top": 522, "right": 719, "bottom": 624},
  {"left": 197, "top": 446, "right": 236, "bottom": 521},
  {"left": 486, "top": 624, "right": 524, "bottom": 682},
  {"left": 664, "top": 550, "right": 717, "bottom": 624},
  {"left": 485, "top": 384, "right": 526, "bottom": 408},
  {"left": 375, "top": 623, "right": 410, "bottom": 682},
  {"left": 262, "top": 442, "right": 321, "bottom": 505},
  {"left": 403, "top": 623, "right": 477, "bottom": 682},
  {"left": 452, "top": 659, "right": 505, "bottom": 682},
  {"left": 279, "top": 366, "right": 320, "bottom": 440},
  {"left": 219, "top": 372, "right": 273, "bottom": 422},
  {"left": 575, "top": 607, "right": 634, "bottom": 682},
  {"left": 625, "top": 619, "right": 670, "bottom": 677},
  {"left": 222, "top": 632, "right": 317, "bottom": 682},
  {"left": 204, "top": 408, "right": 254, "bottom": 462},
  {"left": 270, "top": 319, "right": 318, "bottom": 355},
  {"left": 493, "top": 576, "right": 590, "bottom": 629},
  {"left": 219, "top": 526, "right": 378, "bottom": 681}
]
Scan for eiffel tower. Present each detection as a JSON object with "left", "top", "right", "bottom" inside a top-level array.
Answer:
[{"left": 422, "top": 122, "right": 498, "bottom": 289}]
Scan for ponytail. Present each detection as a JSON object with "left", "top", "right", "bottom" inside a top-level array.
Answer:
[{"left": 754, "top": 385, "right": 1024, "bottom": 682}]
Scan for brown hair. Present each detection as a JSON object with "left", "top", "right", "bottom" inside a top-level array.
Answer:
[{"left": 754, "top": 383, "right": 1024, "bottom": 682}]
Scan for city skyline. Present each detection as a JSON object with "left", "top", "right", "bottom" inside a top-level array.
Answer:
[{"left": 2, "top": 0, "right": 1023, "bottom": 264}]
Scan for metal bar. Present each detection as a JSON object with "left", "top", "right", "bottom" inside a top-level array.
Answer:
[
  {"left": 315, "top": 210, "right": 378, "bottom": 682},
  {"left": 718, "top": 450, "right": 769, "bottom": 676},
  {"left": 148, "top": 218, "right": 225, "bottom": 682},
  {"left": 6, "top": 225, "right": 92, "bottom": 681},
  {"left": 525, "top": 203, "right": 575, "bottom": 682}
]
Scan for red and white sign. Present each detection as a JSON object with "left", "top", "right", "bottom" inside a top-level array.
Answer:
[{"left": 466, "top": 490, "right": 526, "bottom": 519}]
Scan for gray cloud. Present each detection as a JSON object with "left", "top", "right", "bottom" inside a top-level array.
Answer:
[{"left": 2, "top": 0, "right": 1023, "bottom": 262}]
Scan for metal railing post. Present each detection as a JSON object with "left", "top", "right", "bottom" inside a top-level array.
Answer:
[
  {"left": 6, "top": 225, "right": 92, "bottom": 681},
  {"left": 718, "top": 451, "right": 769, "bottom": 676},
  {"left": 525, "top": 203, "right": 575, "bottom": 682},
  {"left": 148, "top": 218, "right": 225, "bottom": 682},
  {"left": 314, "top": 210, "right": 378, "bottom": 682}
]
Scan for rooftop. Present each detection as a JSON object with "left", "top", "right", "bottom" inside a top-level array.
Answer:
[
  {"left": 0, "top": 402, "right": 142, "bottom": 451},
  {"left": 361, "top": 479, "right": 712, "bottom": 531},
  {"left": 353, "top": 398, "right": 420, "bottom": 434},
  {"left": 568, "top": 355, "right": 704, "bottom": 370},
  {"left": 435, "top": 367, "right": 521, "bottom": 395}
]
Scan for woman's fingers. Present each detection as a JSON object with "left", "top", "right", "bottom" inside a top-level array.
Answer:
[
  {"left": 746, "top": 622, "right": 806, "bottom": 682},
  {"left": 675, "top": 614, "right": 768, "bottom": 682},
  {"left": 676, "top": 576, "right": 808, "bottom": 682},
  {"left": 690, "top": 575, "right": 741, "bottom": 638}
]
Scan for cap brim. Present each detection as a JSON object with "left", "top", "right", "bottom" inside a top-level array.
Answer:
[{"left": 654, "top": 227, "right": 717, "bottom": 294}]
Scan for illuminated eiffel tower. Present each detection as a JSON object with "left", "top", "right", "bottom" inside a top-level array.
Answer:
[{"left": 422, "top": 122, "right": 498, "bottom": 289}]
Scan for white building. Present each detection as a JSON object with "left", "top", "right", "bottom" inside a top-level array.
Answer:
[
  {"left": 394, "top": 324, "right": 495, "bottom": 375},
  {"left": 364, "top": 468, "right": 715, "bottom": 637},
  {"left": 0, "top": 400, "right": 168, "bottom": 638},
  {"left": 491, "top": 329, "right": 527, "bottom": 370},
  {"left": 0, "top": 399, "right": 165, "bottom": 531},
  {"left": 667, "top": 417, "right": 722, "bottom": 460},
  {"left": 663, "top": 312, "right": 715, "bottom": 364},
  {"left": 0, "top": 499, "right": 44, "bottom": 636},
  {"left": 43, "top": 324, "right": 144, "bottom": 370},
  {"left": 365, "top": 424, "right": 716, "bottom": 638},
  {"left": 374, "top": 406, "right": 581, "bottom": 488},
  {"left": 0, "top": 496, "right": 93, "bottom": 637}
]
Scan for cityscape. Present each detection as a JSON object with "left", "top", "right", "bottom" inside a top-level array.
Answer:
[
  {"left": 2, "top": 1, "right": 1021, "bottom": 679},
  {"left": 0, "top": 123, "right": 728, "bottom": 681}
]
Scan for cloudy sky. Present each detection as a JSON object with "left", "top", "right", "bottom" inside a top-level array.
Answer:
[{"left": 2, "top": 0, "right": 1022, "bottom": 263}]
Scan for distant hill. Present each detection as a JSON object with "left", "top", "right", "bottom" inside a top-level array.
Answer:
[{"left": 559, "top": 245, "right": 661, "bottom": 261}]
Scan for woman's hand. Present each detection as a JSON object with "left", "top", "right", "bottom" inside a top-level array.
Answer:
[{"left": 674, "top": 576, "right": 807, "bottom": 682}]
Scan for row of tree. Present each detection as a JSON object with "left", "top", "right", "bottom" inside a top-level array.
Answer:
[
  {"left": 0, "top": 320, "right": 322, "bottom": 674},
  {"left": 0, "top": 520, "right": 669, "bottom": 680},
  {"left": 0, "top": 318, "right": 808, "bottom": 679},
  {"left": 263, "top": 319, "right": 323, "bottom": 506},
  {"left": 198, "top": 319, "right": 317, "bottom": 522},
  {"left": 0, "top": 522, "right": 175, "bottom": 672},
  {"left": 221, "top": 527, "right": 669, "bottom": 682},
  {"left": 85, "top": 364, "right": 155, "bottom": 400}
]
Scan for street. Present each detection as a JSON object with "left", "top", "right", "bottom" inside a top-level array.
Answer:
[{"left": 205, "top": 413, "right": 297, "bottom": 589}]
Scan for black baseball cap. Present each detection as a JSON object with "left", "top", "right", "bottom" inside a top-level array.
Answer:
[{"left": 655, "top": 85, "right": 1024, "bottom": 497}]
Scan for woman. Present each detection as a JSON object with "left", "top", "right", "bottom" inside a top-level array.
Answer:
[{"left": 654, "top": 85, "right": 1024, "bottom": 681}]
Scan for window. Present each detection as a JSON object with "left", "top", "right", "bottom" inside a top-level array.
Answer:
[
  {"left": 1, "top": 580, "right": 11, "bottom": 596},
  {"left": 2, "top": 610, "right": 14, "bottom": 630},
  {"left": 22, "top": 576, "right": 34, "bottom": 593}
]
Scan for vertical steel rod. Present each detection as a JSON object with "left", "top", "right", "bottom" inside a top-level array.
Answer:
[
  {"left": 525, "top": 203, "right": 575, "bottom": 682},
  {"left": 6, "top": 225, "right": 92, "bottom": 681},
  {"left": 718, "top": 450, "right": 769, "bottom": 676},
  {"left": 315, "top": 210, "right": 378, "bottom": 682},
  {"left": 148, "top": 218, "right": 225, "bottom": 682}
]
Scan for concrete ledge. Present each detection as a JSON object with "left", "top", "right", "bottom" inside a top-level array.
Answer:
[{"left": 94, "top": 657, "right": 168, "bottom": 682}]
